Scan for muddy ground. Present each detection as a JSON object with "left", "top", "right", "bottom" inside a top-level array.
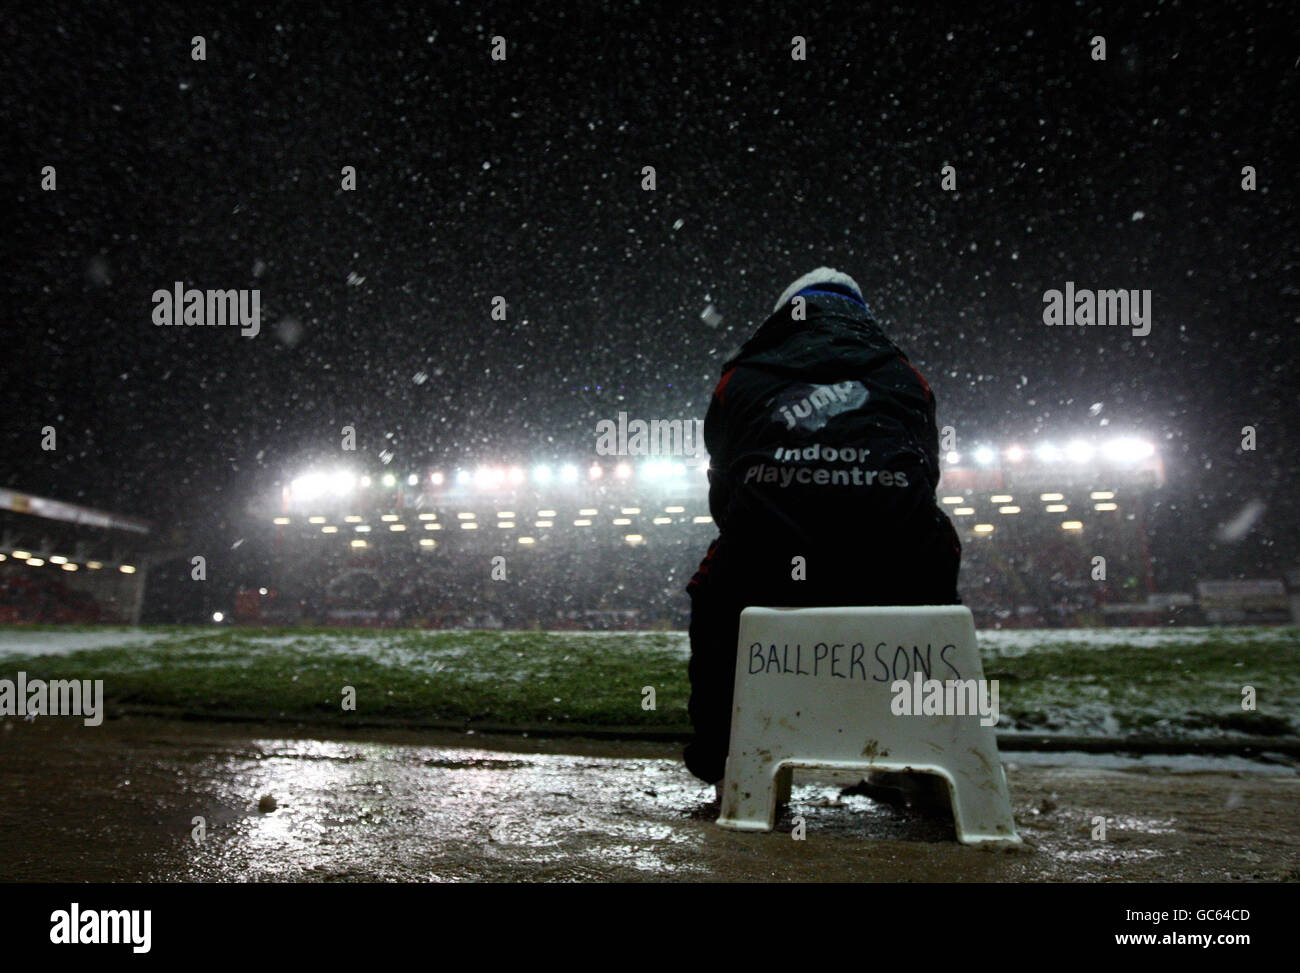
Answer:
[{"left": 1, "top": 715, "right": 1297, "bottom": 882}]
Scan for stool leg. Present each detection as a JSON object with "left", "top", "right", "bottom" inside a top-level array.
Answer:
[
  {"left": 775, "top": 765, "right": 793, "bottom": 806},
  {"left": 717, "top": 755, "right": 779, "bottom": 832},
  {"left": 946, "top": 761, "right": 1021, "bottom": 845}
]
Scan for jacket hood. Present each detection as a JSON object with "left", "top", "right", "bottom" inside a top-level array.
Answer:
[{"left": 723, "top": 292, "right": 902, "bottom": 380}]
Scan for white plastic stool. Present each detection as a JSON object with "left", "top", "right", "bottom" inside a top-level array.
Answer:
[{"left": 716, "top": 605, "right": 1020, "bottom": 846}]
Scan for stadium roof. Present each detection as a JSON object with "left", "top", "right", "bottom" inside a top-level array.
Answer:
[{"left": 1, "top": 488, "right": 152, "bottom": 534}]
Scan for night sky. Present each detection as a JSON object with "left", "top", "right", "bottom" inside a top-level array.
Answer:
[{"left": 2, "top": 1, "right": 1296, "bottom": 589}]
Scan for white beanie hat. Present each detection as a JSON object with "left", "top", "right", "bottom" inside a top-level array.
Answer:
[{"left": 772, "top": 267, "right": 865, "bottom": 314}]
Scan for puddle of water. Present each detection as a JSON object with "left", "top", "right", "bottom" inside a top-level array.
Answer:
[{"left": 2, "top": 717, "right": 1296, "bottom": 882}]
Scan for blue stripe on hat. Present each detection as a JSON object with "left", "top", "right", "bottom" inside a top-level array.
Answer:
[{"left": 795, "top": 285, "right": 868, "bottom": 310}]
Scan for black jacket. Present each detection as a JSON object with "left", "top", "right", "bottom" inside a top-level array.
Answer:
[{"left": 688, "top": 291, "right": 958, "bottom": 601}]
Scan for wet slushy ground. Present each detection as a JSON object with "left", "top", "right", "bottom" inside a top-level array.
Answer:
[{"left": 1, "top": 715, "right": 1297, "bottom": 882}]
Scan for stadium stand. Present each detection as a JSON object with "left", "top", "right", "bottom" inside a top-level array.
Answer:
[
  {"left": 0, "top": 488, "right": 152, "bottom": 623},
  {"left": 243, "top": 436, "right": 1187, "bottom": 629}
]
